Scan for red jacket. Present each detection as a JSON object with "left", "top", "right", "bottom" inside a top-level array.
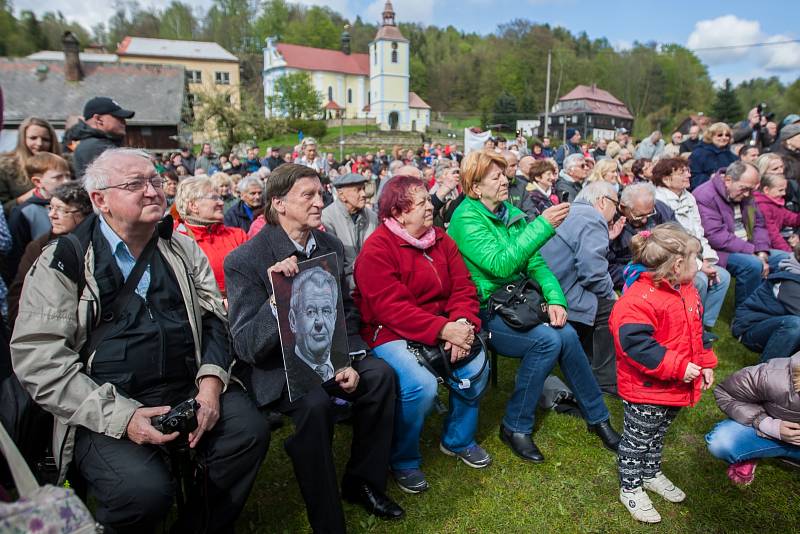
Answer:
[
  {"left": 353, "top": 224, "right": 481, "bottom": 348},
  {"left": 753, "top": 191, "right": 800, "bottom": 252},
  {"left": 175, "top": 221, "right": 247, "bottom": 294},
  {"left": 609, "top": 272, "right": 717, "bottom": 407}
]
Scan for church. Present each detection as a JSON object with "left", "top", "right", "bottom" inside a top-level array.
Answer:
[{"left": 262, "top": 1, "right": 431, "bottom": 132}]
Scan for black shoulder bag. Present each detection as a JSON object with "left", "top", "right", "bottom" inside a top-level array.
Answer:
[
  {"left": 487, "top": 277, "right": 550, "bottom": 331},
  {"left": 408, "top": 332, "right": 489, "bottom": 395}
]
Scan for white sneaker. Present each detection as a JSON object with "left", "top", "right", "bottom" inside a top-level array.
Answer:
[
  {"left": 619, "top": 487, "right": 662, "bottom": 524},
  {"left": 643, "top": 472, "right": 686, "bottom": 503}
]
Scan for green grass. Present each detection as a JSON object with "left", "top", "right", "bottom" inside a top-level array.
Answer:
[{"left": 236, "top": 290, "right": 800, "bottom": 533}]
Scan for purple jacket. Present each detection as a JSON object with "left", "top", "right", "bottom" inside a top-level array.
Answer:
[{"left": 694, "top": 174, "right": 769, "bottom": 267}]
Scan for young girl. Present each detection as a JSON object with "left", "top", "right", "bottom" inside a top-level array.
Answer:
[
  {"left": 610, "top": 224, "right": 718, "bottom": 523},
  {"left": 753, "top": 174, "right": 800, "bottom": 252}
]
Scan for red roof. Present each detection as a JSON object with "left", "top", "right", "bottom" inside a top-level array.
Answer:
[
  {"left": 324, "top": 100, "right": 344, "bottom": 110},
  {"left": 409, "top": 92, "right": 430, "bottom": 109},
  {"left": 558, "top": 84, "right": 633, "bottom": 120},
  {"left": 276, "top": 43, "right": 369, "bottom": 76}
]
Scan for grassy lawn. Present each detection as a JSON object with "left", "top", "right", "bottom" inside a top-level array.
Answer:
[{"left": 237, "top": 290, "right": 800, "bottom": 533}]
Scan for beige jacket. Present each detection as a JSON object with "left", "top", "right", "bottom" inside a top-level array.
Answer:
[{"left": 10, "top": 228, "right": 229, "bottom": 480}]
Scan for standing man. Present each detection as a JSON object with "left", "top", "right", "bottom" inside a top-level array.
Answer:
[
  {"left": 541, "top": 137, "right": 554, "bottom": 158},
  {"left": 555, "top": 128, "right": 582, "bottom": 167},
  {"left": 321, "top": 172, "right": 379, "bottom": 295},
  {"left": 195, "top": 143, "right": 217, "bottom": 174},
  {"left": 72, "top": 96, "right": 134, "bottom": 178},
  {"left": 224, "top": 164, "right": 402, "bottom": 533}
]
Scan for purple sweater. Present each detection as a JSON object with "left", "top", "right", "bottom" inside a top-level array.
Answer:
[{"left": 694, "top": 175, "right": 770, "bottom": 267}]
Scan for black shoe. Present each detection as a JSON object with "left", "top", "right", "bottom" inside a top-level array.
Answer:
[
  {"left": 588, "top": 420, "right": 621, "bottom": 452},
  {"left": 342, "top": 481, "right": 405, "bottom": 520},
  {"left": 499, "top": 425, "right": 544, "bottom": 463},
  {"left": 263, "top": 409, "right": 285, "bottom": 430}
]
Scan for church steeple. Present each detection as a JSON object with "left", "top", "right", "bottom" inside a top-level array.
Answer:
[{"left": 382, "top": 1, "right": 396, "bottom": 26}]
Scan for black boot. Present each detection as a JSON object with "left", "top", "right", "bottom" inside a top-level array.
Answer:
[
  {"left": 499, "top": 425, "right": 544, "bottom": 463},
  {"left": 588, "top": 420, "right": 621, "bottom": 451}
]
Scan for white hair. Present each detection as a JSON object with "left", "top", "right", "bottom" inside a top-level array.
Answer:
[
  {"left": 174, "top": 176, "right": 214, "bottom": 219},
  {"left": 237, "top": 175, "right": 264, "bottom": 194},
  {"left": 620, "top": 182, "right": 656, "bottom": 206},
  {"left": 82, "top": 147, "right": 152, "bottom": 194},
  {"left": 575, "top": 180, "right": 617, "bottom": 205},
  {"left": 563, "top": 153, "right": 585, "bottom": 173}
]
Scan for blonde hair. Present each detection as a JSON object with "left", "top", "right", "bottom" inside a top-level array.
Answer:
[
  {"left": 175, "top": 176, "right": 214, "bottom": 219},
  {"left": 756, "top": 153, "right": 783, "bottom": 177},
  {"left": 460, "top": 149, "right": 507, "bottom": 199},
  {"left": 702, "top": 122, "right": 733, "bottom": 144},
  {"left": 587, "top": 159, "right": 619, "bottom": 183},
  {"left": 630, "top": 223, "right": 701, "bottom": 285},
  {"left": 210, "top": 171, "right": 233, "bottom": 189}
]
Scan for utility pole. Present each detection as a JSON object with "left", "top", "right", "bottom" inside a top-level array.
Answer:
[{"left": 544, "top": 49, "right": 551, "bottom": 139}]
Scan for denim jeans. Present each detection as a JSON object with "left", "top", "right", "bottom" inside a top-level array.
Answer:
[
  {"left": 694, "top": 266, "right": 731, "bottom": 328},
  {"left": 726, "top": 253, "right": 765, "bottom": 308},
  {"left": 480, "top": 312, "right": 609, "bottom": 434},
  {"left": 372, "top": 340, "right": 489, "bottom": 470},
  {"left": 706, "top": 418, "right": 800, "bottom": 464},
  {"left": 738, "top": 315, "right": 800, "bottom": 362}
]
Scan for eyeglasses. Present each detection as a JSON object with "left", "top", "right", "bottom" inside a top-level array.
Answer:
[
  {"left": 98, "top": 177, "right": 164, "bottom": 192},
  {"left": 199, "top": 194, "right": 224, "bottom": 202},
  {"left": 603, "top": 195, "right": 620, "bottom": 208},
  {"left": 48, "top": 205, "right": 81, "bottom": 216},
  {"left": 624, "top": 207, "right": 657, "bottom": 222},
  {"left": 714, "top": 133, "right": 732, "bottom": 138}
]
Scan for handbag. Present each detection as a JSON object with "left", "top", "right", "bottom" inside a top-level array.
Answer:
[
  {"left": 0, "top": 421, "right": 97, "bottom": 533},
  {"left": 487, "top": 277, "right": 550, "bottom": 331},
  {"left": 408, "top": 332, "right": 489, "bottom": 393}
]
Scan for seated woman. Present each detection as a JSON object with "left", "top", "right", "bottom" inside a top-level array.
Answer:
[
  {"left": 448, "top": 149, "right": 620, "bottom": 463},
  {"left": 586, "top": 158, "right": 624, "bottom": 191},
  {"left": 520, "top": 159, "right": 559, "bottom": 220},
  {"left": 753, "top": 174, "right": 800, "bottom": 252},
  {"left": 353, "top": 175, "right": 491, "bottom": 494},
  {"left": 706, "top": 352, "right": 800, "bottom": 486},
  {"left": 731, "top": 244, "right": 800, "bottom": 362},
  {"left": 210, "top": 171, "right": 237, "bottom": 213},
  {"left": 7, "top": 182, "right": 92, "bottom": 326},
  {"left": 173, "top": 176, "right": 248, "bottom": 297}
]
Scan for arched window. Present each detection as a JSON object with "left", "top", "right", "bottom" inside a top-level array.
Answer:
[
  {"left": 373, "top": 47, "right": 377, "bottom": 65},
  {"left": 328, "top": 86, "right": 333, "bottom": 102},
  {"left": 391, "top": 42, "right": 398, "bottom": 64},
  {"left": 347, "top": 89, "right": 352, "bottom": 104}
]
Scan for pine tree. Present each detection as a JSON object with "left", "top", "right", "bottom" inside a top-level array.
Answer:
[{"left": 711, "top": 79, "right": 743, "bottom": 124}]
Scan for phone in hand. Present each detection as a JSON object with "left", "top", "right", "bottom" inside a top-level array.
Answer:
[{"left": 560, "top": 191, "right": 570, "bottom": 203}]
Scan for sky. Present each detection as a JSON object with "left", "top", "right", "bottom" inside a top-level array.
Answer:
[{"left": 14, "top": 0, "right": 800, "bottom": 86}]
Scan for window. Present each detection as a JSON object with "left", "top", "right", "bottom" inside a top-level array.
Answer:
[
  {"left": 391, "top": 42, "right": 398, "bottom": 63},
  {"left": 186, "top": 70, "right": 201, "bottom": 84},
  {"left": 215, "top": 71, "right": 230, "bottom": 85},
  {"left": 373, "top": 47, "right": 377, "bottom": 65},
  {"left": 328, "top": 86, "right": 333, "bottom": 101},
  {"left": 347, "top": 88, "right": 352, "bottom": 104}
]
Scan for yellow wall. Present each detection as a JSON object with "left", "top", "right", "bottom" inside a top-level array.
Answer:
[{"left": 315, "top": 71, "right": 369, "bottom": 119}]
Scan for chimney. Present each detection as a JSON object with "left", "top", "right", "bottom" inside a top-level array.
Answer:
[
  {"left": 62, "top": 31, "right": 83, "bottom": 82},
  {"left": 341, "top": 25, "right": 351, "bottom": 55}
]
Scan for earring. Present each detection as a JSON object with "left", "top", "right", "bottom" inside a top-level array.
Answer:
[{"left": 477, "top": 191, "right": 482, "bottom": 198}]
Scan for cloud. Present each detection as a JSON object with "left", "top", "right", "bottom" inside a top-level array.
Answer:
[
  {"left": 687, "top": 14, "right": 800, "bottom": 72},
  {"left": 365, "top": 0, "right": 435, "bottom": 25}
]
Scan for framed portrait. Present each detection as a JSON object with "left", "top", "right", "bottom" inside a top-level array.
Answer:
[{"left": 270, "top": 252, "right": 351, "bottom": 402}]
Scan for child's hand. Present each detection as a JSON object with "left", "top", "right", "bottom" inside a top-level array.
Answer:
[
  {"left": 683, "top": 362, "right": 701, "bottom": 383},
  {"left": 701, "top": 368, "right": 714, "bottom": 390}
]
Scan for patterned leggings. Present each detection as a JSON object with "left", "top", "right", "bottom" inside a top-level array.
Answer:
[{"left": 617, "top": 401, "right": 680, "bottom": 490}]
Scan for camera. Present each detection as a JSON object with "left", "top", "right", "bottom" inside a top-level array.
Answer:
[{"left": 151, "top": 398, "right": 199, "bottom": 435}]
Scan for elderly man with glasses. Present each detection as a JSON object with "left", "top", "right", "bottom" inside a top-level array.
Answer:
[
  {"left": 10, "top": 148, "right": 268, "bottom": 533},
  {"left": 554, "top": 153, "right": 589, "bottom": 202}
]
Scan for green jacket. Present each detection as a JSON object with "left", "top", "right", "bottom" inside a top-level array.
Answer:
[{"left": 448, "top": 196, "right": 567, "bottom": 309}]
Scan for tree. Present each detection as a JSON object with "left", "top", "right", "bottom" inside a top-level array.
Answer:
[
  {"left": 712, "top": 79, "right": 743, "bottom": 124},
  {"left": 492, "top": 92, "right": 518, "bottom": 126},
  {"left": 192, "top": 88, "right": 281, "bottom": 152},
  {"left": 254, "top": 0, "right": 289, "bottom": 42},
  {"left": 159, "top": 1, "right": 197, "bottom": 40},
  {"left": 267, "top": 72, "right": 322, "bottom": 119}
]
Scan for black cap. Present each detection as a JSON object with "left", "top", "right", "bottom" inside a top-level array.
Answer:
[{"left": 83, "top": 97, "right": 135, "bottom": 120}]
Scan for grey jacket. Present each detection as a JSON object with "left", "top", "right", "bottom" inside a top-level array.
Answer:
[
  {"left": 321, "top": 198, "right": 378, "bottom": 294},
  {"left": 554, "top": 171, "right": 582, "bottom": 203},
  {"left": 10, "top": 219, "right": 228, "bottom": 480},
  {"left": 540, "top": 200, "right": 615, "bottom": 325}
]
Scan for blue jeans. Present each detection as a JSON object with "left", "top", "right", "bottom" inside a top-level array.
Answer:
[
  {"left": 480, "top": 312, "right": 609, "bottom": 434},
  {"left": 739, "top": 315, "right": 800, "bottom": 362},
  {"left": 726, "top": 253, "right": 765, "bottom": 308},
  {"left": 694, "top": 266, "right": 731, "bottom": 328},
  {"left": 706, "top": 418, "right": 800, "bottom": 464},
  {"left": 372, "top": 340, "right": 489, "bottom": 470}
]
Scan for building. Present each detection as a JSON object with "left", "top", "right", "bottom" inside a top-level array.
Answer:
[
  {"left": 262, "top": 0, "right": 430, "bottom": 132},
  {"left": 116, "top": 36, "right": 240, "bottom": 113},
  {"left": 0, "top": 33, "right": 185, "bottom": 152},
  {"left": 537, "top": 84, "right": 633, "bottom": 140}
]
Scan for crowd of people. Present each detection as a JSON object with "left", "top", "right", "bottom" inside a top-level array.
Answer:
[{"left": 1, "top": 94, "right": 800, "bottom": 531}]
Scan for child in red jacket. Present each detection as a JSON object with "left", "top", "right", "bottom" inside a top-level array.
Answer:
[{"left": 610, "top": 224, "right": 718, "bottom": 524}]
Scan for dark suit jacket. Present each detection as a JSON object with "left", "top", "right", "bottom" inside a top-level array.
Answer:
[{"left": 224, "top": 223, "right": 367, "bottom": 407}]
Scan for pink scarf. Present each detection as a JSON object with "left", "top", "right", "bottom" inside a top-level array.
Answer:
[{"left": 384, "top": 217, "right": 436, "bottom": 250}]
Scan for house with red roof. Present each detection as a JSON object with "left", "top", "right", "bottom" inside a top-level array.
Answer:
[
  {"left": 537, "top": 84, "right": 634, "bottom": 140},
  {"left": 263, "top": 1, "right": 430, "bottom": 132}
]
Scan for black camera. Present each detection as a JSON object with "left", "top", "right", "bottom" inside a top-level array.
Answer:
[{"left": 151, "top": 398, "right": 199, "bottom": 435}]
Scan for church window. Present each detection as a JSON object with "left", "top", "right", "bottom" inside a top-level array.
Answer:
[
  {"left": 373, "top": 47, "right": 377, "bottom": 65},
  {"left": 328, "top": 86, "right": 333, "bottom": 101},
  {"left": 391, "top": 42, "right": 398, "bottom": 63},
  {"left": 348, "top": 89, "right": 352, "bottom": 104}
]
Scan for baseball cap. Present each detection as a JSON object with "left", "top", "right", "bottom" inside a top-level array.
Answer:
[{"left": 83, "top": 97, "right": 135, "bottom": 120}]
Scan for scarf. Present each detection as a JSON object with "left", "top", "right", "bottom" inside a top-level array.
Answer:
[{"left": 384, "top": 217, "right": 436, "bottom": 250}]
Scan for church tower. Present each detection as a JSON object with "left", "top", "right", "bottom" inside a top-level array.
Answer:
[{"left": 369, "top": 1, "right": 410, "bottom": 130}]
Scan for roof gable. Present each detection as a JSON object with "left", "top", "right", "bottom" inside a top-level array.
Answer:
[
  {"left": 274, "top": 43, "right": 369, "bottom": 76},
  {"left": 117, "top": 36, "right": 238, "bottom": 62},
  {"left": 560, "top": 84, "right": 625, "bottom": 106}
]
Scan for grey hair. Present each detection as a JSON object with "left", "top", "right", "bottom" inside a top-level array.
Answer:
[
  {"left": 82, "top": 147, "right": 152, "bottom": 194},
  {"left": 620, "top": 182, "right": 656, "bottom": 206},
  {"left": 237, "top": 175, "right": 264, "bottom": 194},
  {"left": 726, "top": 160, "right": 757, "bottom": 182},
  {"left": 563, "top": 153, "right": 586, "bottom": 173},
  {"left": 575, "top": 180, "right": 617, "bottom": 205},
  {"left": 174, "top": 176, "right": 214, "bottom": 219},
  {"left": 434, "top": 159, "right": 453, "bottom": 178},
  {"left": 388, "top": 160, "right": 404, "bottom": 174},
  {"left": 289, "top": 266, "right": 338, "bottom": 317}
]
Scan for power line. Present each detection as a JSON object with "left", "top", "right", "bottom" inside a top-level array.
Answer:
[{"left": 690, "top": 39, "right": 800, "bottom": 51}]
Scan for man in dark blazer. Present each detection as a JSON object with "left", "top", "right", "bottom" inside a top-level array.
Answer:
[{"left": 224, "top": 164, "right": 402, "bottom": 533}]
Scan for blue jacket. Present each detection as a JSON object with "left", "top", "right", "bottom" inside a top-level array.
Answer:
[
  {"left": 540, "top": 200, "right": 616, "bottom": 325},
  {"left": 732, "top": 270, "right": 800, "bottom": 337},
  {"left": 689, "top": 142, "right": 737, "bottom": 190},
  {"left": 223, "top": 199, "right": 257, "bottom": 233}
]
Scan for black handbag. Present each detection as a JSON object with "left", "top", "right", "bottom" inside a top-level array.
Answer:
[
  {"left": 487, "top": 277, "right": 550, "bottom": 331},
  {"left": 408, "top": 332, "right": 489, "bottom": 393}
]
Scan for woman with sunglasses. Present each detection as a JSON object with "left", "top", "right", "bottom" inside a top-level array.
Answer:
[{"left": 689, "top": 122, "right": 738, "bottom": 190}]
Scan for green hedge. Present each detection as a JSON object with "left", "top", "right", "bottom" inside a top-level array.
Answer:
[{"left": 286, "top": 119, "right": 327, "bottom": 140}]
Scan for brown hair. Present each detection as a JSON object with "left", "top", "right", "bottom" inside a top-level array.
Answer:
[
  {"left": 24, "top": 152, "right": 69, "bottom": 179},
  {"left": 651, "top": 157, "right": 689, "bottom": 187},
  {"left": 528, "top": 159, "right": 556, "bottom": 183},
  {"left": 460, "top": 149, "right": 507, "bottom": 199},
  {"left": 264, "top": 163, "right": 320, "bottom": 224},
  {"left": 2, "top": 118, "right": 61, "bottom": 184},
  {"left": 630, "top": 222, "right": 701, "bottom": 285}
]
